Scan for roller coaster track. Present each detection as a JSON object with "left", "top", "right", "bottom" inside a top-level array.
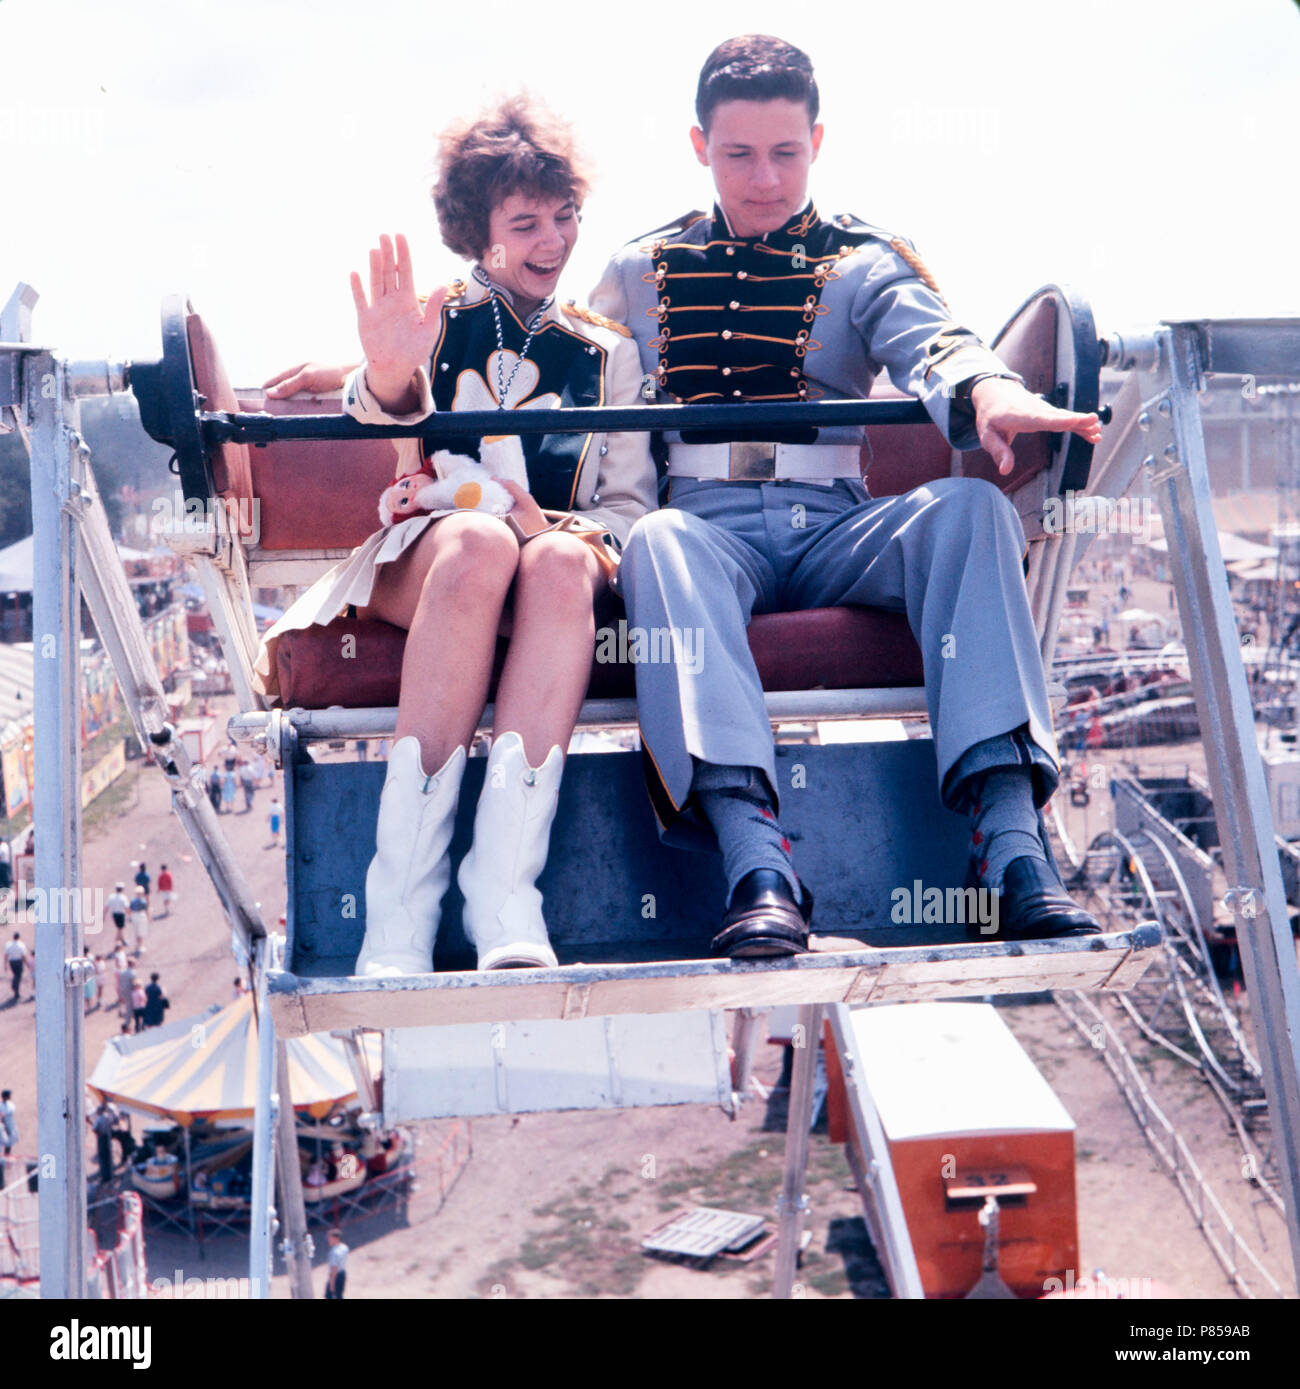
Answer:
[{"left": 1047, "top": 800, "right": 1285, "bottom": 1218}]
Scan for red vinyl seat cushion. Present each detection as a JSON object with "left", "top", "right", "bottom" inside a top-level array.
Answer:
[{"left": 274, "top": 607, "right": 925, "bottom": 710}]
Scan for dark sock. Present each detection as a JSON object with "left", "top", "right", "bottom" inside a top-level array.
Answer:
[
  {"left": 692, "top": 763, "right": 801, "bottom": 907},
  {"left": 968, "top": 767, "right": 1047, "bottom": 892}
]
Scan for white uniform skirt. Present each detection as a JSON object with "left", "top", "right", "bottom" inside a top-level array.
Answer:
[{"left": 254, "top": 511, "right": 449, "bottom": 702}]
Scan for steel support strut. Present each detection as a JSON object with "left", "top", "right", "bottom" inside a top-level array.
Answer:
[
  {"left": 772, "top": 1003, "right": 822, "bottom": 1297},
  {"left": 1145, "top": 321, "right": 1300, "bottom": 1283},
  {"left": 27, "top": 343, "right": 88, "bottom": 1298}
]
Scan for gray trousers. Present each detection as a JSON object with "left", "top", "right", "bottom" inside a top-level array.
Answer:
[{"left": 614, "top": 475, "right": 1060, "bottom": 848}]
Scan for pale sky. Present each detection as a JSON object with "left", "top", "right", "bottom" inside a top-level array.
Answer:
[{"left": 1, "top": 0, "right": 1297, "bottom": 384}]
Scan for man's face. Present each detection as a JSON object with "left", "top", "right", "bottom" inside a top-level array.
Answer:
[{"left": 691, "top": 99, "right": 823, "bottom": 239}]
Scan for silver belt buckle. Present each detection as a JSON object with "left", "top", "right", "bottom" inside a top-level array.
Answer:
[{"left": 728, "top": 442, "right": 777, "bottom": 480}]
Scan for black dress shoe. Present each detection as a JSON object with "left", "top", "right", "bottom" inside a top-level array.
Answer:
[
  {"left": 711, "top": 869, "right": 813, "bottom": 959},
  {"left": 987, "top": 856, "right": 1103, "bottom": 941}
]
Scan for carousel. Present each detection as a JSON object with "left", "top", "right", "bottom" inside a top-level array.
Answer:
[{"left": 87, "top": 995, "right": 410, "bottom": 1229}]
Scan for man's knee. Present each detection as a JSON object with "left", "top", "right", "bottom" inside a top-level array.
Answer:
[{"left": 928, "top": 476, "right": 1025, "bottom": 545}]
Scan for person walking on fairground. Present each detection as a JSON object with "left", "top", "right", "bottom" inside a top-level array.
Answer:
[
  {"left": 207, "top": 765, "right": 223, "bottom": 813},
  {"left": 128, "top": 889, "right": 149, "bottom": 955},
  {"left": 156, "top": 863, "right": 175, "bottom": 918},
  {"left": 239, "top": 759, "right": 255, "bottom": 812},
  {"left": 221, "top": 765, "right": 238, "bottom": 815},
  {"left": 325, "top": 1227, "right": 349, "bottom": 1299},
  {"left": 130, "top": 978, "right": 147, "bottom": 1034},
  {"left": 267, "top": 798, "right": 283, "bottom": 849},
  {"left": 133, "top": 861, "right": 150, "bottom": 903},
  {"left": 91, "top": 1100, "right": 118, "bottom": 1185},
  {"left": 4, "top": 932, "right": 29, "bottom": 1001},
  {"left": 114, "top": 950, "right": 135, "bottom": 1034},
  {"left": 85, "top": 954, "right": 104, "bottom": 1012},
  {"left": 0, "top": 837, "right": 11, "bottom": 904},
  {"left": 0, "top": 1091, "right": 17, "bottom": 1158},
  {"left": 142, "top": 973, "right": 169, "bottom": 1029},
  {"left": 105, "top": 883, "right": 129, "bottom": 946}
]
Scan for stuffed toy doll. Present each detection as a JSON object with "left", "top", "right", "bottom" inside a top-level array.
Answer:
[{"left": 378, "top": 438, "right": 530, "bottom": 527}]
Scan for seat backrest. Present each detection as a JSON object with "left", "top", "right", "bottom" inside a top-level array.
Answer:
[
  {"left": 186, "top": 313, "right": 256, "bottom": 540},
  {"left": 234, "top": 393, "right": 397, "bottom": 551}
]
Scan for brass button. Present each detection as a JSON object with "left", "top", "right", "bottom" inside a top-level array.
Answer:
[
  {"left": 736, "top": 270, "right": 748, "bottom": 280},
  {"left": 721, "top": 367, "right": 732, "bottom": 376},
  {"left": 729, "top": 300, "right": 740, "bottom": 310},
  {"left": 449, "top": 309, "right": 458, "bottom": 318},
  {"left": 721, "top": 330, "right": 733, "bottom": 340},
  {"left": 725, "top": 246, "right": 735, "bottom": 256},
  {"left": 733, "top": 390, "right": 742, "bottom": 397}
]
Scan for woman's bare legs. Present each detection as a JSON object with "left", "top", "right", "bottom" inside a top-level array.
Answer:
[
  {"left": 357, "top": 513, "right": 519, "bottom": 771},
  {"left": 493, "top": 533, "right": 607, "bottom": 763}
]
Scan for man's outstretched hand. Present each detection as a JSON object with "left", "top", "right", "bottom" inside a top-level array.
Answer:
[
  {"left": 971, "top": 377, "right": 1103, "bottom": 475},
  {"left": 263, "top": 362, "right": 356, "bottom": 399}
]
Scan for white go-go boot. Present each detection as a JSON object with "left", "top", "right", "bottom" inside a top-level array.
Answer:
[
  {"left": 355, "top": 737, "right": 467, "bottom": 977},
  {"left": 458, "top": 732, "right": 563, "bottom": 970}
]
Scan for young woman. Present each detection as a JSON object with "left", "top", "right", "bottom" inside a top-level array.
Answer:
[{"left": 255, "top": 97, "right": 656, "bottom": 976}]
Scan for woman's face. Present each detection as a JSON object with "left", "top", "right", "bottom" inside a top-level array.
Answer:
[{"left": 483, "top": 191, "right": 578, "bottom": 309}]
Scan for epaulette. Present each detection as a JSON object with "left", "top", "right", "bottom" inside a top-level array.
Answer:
[
  {"left": 630, "top": 210, "right": 707, "bottom": 245},
  {"left": 562, "top": 301, "right": 632, "bottom": 337},
  {"left": 415, "top": 279, "right": 467, "bottom": 306},
  {"left": 832, "top": 214, "right": 947, "bottom": 305}
]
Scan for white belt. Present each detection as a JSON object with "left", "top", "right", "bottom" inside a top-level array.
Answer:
[{"left": 667, "top": 442, "right": 862, "bottom": 482}]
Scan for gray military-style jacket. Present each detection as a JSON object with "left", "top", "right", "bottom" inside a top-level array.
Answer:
[{"left": 590, "top": 199, "right": 1022, "bottom": 456}]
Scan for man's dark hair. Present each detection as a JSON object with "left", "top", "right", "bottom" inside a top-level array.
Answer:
[
  {"left": 150, "top": 972, "right": 160, "bottom": 983},
  {"left": 695, "top": 35, "right": 819, "bottom": 132}
]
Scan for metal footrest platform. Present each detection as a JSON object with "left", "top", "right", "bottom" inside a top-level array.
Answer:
[{"left": 266, "top": 924, "right": 1161, "bottom": 1036}]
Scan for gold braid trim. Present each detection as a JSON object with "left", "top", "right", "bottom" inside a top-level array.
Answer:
[
  {"left": 889, "top": 239, "right": 948, "bottom": 308},
  {"left": 562, "top": 301, "right": 633, "bottom": 337}
]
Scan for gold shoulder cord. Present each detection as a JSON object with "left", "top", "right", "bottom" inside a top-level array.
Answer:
[
  {"left": 562, "top": 301, "right": 633, "bottom": 338},
  {"left": 889, "top": 239, "right": 949, "bottom": 310}
]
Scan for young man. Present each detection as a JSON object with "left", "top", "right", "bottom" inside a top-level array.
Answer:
[
  {"left": 3, "top": 933, "right": 29, "bottom": 1001},
  {"left": 591, "top": 34, "right": 1104, "bottom": 957},
  {"left": 0, "top": 1091, "right": 16, "bottom": 1157},
  {"left": 157, "top": 863, "right": 175, "bottom": 917},
  {"left": 104, "top": 883, "right": 129, "bottom": 944},
  {"left": 325, "top": 1227, "right": 349, "bottom": 1299}
]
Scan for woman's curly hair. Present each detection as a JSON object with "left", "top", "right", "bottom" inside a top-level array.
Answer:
[{"left": 432, "top": 95, "right": 591, "bottom": 261}]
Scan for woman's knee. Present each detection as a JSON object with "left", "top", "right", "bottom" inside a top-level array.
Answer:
[
  {"left": 515, "top": 533, "right": 600, "bottom": 603},
  {"left": 424, "top": 514, "right": 519, "bottom": 597}
]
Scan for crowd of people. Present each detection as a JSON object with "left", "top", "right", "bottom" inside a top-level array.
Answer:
[{"left": 202, "top": 741, "right": 273, "bottom": 817}]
